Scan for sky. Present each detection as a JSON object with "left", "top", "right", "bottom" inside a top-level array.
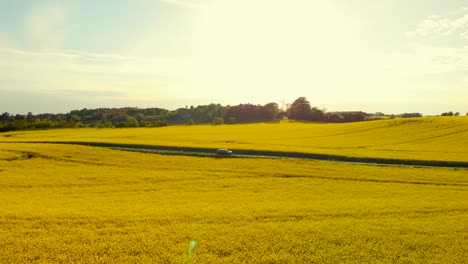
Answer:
[{"left": 1, "top": 0, "right": 468, "bottom": 115}]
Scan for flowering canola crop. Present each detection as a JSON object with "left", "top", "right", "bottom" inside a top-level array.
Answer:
[{"left": 0, "top": 142, "right": 467, "bottom": 263}]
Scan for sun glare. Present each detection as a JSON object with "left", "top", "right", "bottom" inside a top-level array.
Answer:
[{"left": 187, "top": 0, "right": 366, "bottom": 101}]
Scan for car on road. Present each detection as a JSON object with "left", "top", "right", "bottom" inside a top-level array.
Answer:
[{"left": 216, "top": 149, "right": 232, "bottom": 157}]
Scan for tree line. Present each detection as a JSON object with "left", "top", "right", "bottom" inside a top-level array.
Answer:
[
  {"left": 440, "top": 111, "right": 462, "bottom": 116},
  {"left": 0, "top": 103, "right": 281, "bottom": 132},
  {"left": 2, "top": 97, "right": 463, "bottom": 132}
]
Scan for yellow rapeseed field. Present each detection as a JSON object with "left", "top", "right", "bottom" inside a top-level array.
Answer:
[
  {"left": 1, "top": 143, "right": 467, "bottom": 263},
  {"left": 1, "top": 116, "right": 467, "bottom": 162}
]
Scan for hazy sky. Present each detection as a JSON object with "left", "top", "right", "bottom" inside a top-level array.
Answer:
[{"left": 1, "top": 0, "right": 468, "bottom": 114}]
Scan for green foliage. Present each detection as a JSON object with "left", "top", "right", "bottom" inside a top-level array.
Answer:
[
  {"left": 286, "top": 97, "right": 329, "bottom": 121},
  {"left": 224, "top": 104, "right": 276, "bottom": 123},
  {"left": 97, "top": 121, "right": 114, "bottom": 128},
  {"left": 440, "top": 111, "right": 462, "bottom": 117},
  {"left": 0, "top": 97, "right": 394, "bottom": 133},
  {"left": 386, "top": 113, "right": 422, "bottom": 119},
  {"left": 287, "top": 97, "right": 311, "bottom": 120},
  {"left": 310, "top": 107, "right": 325, "bottom": 121},
  {"left": 212, "top": 117, "right": 224, "bottom": 125},
  {"left": 112, "top": 115, "right": 139, "bottom": 128},
  {"left": 186, "top": 119, "right": 195, "bottom": 125},
  {"left": 262, "top": 103, "right": 280, "bottom": 120},
  {"left": 227, "top": 117, "right": 236, "bottom": 124},
  {"left": 341, "top": 112, "right": 367, "bottom": 122}
]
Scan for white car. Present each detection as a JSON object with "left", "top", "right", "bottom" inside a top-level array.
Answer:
[{"left": 216, "top": 149, "right": 232, "bottom": 157}]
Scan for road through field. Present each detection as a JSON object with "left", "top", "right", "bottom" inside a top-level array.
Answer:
[
  {"left": 2, "top": 117, "right": 468, "bottom": 163},
  {"left": 105, "top": 145, "right": 468, "bottom": 169},
  {"left": 5, "top": 141, "right": 468, "bottom": 169}
]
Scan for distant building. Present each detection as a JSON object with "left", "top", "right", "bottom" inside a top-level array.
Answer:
[{"left": 327, "top": 111, "right": 372, "bottom": 122}]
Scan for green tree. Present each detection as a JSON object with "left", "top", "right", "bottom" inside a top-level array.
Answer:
[
  {"left": 1, "top": 112, "right": 10, "bottom": 123},
  {"left": 27, "top": 112, "right": 34, "bottom": 122},
  {"left": 67, "top": 115, "right": 83, "bottom": 128},
  {"left": 15, "top": 114, "right": 24, "bottom": 121},
  {"left": 112, "top": 115, "right": 139, "bottom": 127},
  {"left": 101, "top": 121, "right": 113, "bottom": 128},
  {"left": 310, "top": 107, "right": 325, "bottom": 121},
  {"left": 262, "top": 103, "right": 280, "bottom": 120},
  {"left": 212, "top": 117, "right": 224, "bottom": 125},
  {"left": 287, "top": 97, "right": 311, "bottom": 120},
  {"left": 186, "top": 119, "right": 195, "bottom": 125}
]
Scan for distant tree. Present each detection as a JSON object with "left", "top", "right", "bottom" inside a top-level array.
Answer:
[
  {"left": 227, "top": 117, "right": 236, "bottom": 124},
  {"left": 101, "top": 121, "right": 114, "bottom": 128},
  {"left": 70, "top": 114, "right": 82, "bottom": 127},
  {"left": 33, "top": 118, "right": 54, "bottom": 129},
  {"left": 441, "top": 111, "right": 454, "bottom": 116},
  {"left": 287, "top": 97, "right": 311, "bottom": 120},
  {"left": 454, "top": 112, "right": 460, "bottom": 116},
  {"left": 154, "top": 120, "right": 168, "bottom": 127},
  {"left": 15, "top": 114, "right": 24, "bottom": 121},
  {"left": 125, "top": 116, "right": 139, "bottom": 127},
  {"left": 401, "top": 113, "right": 422, "bottom": 118},
  {"left": 168, "top": 108, "right": 192, "bottom": 124},
  {"left": 224, "top": 104, "right": 262, "bottom": 123},
  {"left": 212, "top": 117, "right": 224, "bottom": 125},
  {"left": 70, "top": 115, "right": 80, "bottom": 122},
  {"left": 262, "top": 103, "right": 280, "bottom": 120},
  {"left": 1, "top": 99, "right": 374, "bottom": 131},
  {"left": 310, "top": 107, "right": 325, "bottom": 121},
  {"left": 186, "top": 119, "right": 195, "bottom": 125},
  {"left": 342, "top": 112, "right": 367, "bottom": 122},
  {"left": 1, "top": 112, "right": 10, "bottom": 123},
  {"left": 112, "top": 115, "right": 139, "bottom": 127},
  {"left": 27, "top": 112, "right": 34, "bottom": 122}
]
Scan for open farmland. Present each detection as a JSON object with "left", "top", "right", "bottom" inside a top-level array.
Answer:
[
  {"left": 0, "top": 143, "right": 467, "bottom": 263},
  {"left": 3, "top": 1, "right": 468, "bottom": 263},
  {"left": 1, "top": 117, "right": 467, "bottom": 163}
]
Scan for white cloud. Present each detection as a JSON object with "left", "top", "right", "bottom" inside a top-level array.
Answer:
[
  {"left": 386, "top": 45, "right": 468, "bottom": 75},
  {"left": 396, "top": 8, "right": 468, "bottom": 78},
  {"left": 0, "top": 48, "right": 189, "bottom": 80},
  {"left": 24, "top": 5, "right": 69, "bottom": 50},
  {"left": 0, "top": 48, "right": 193, "bottom": 112},
  {"left": 375, "top": 8, "right": 468, "bottom": 114},
  {"left": 407, "top": 8, "right": 468, "bottom": 42}
]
